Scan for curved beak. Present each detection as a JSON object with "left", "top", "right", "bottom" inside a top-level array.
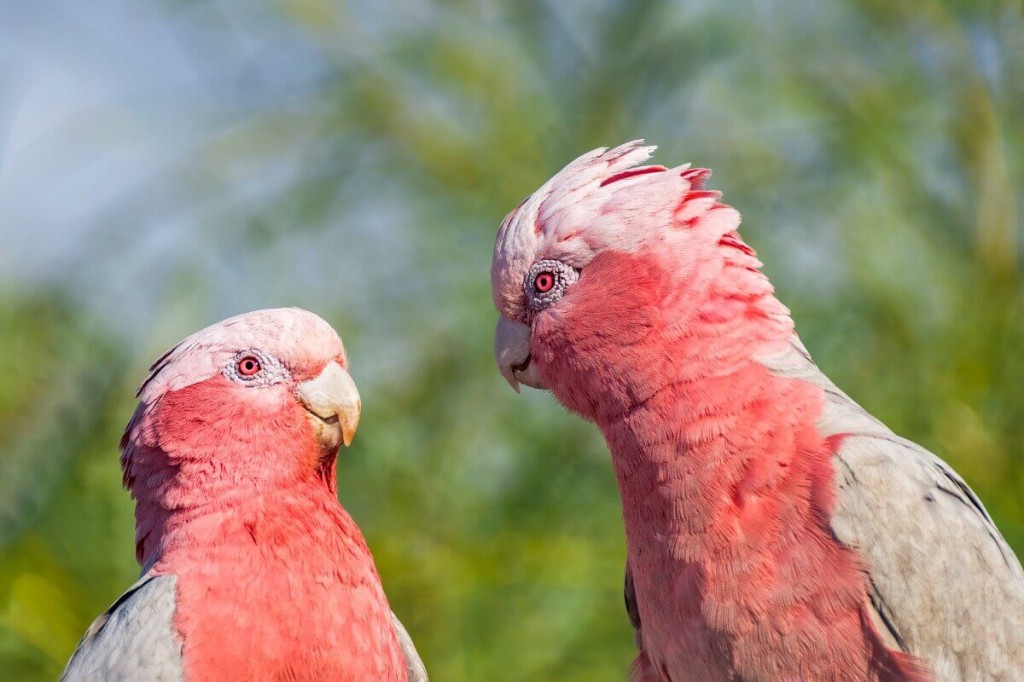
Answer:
[
  {"left": 494, "top": 316, "right": 547, "bottom": 392},
  {"left": 296, "top": 361, "right": 361, "bottom": 448}
]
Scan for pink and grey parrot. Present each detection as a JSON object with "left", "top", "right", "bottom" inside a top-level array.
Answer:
[
  {"left": 491, "top": 142, "right": 1024, "bottom": 681},
  {"left": 62, "top": 308, "right": 426, "bottom": 682}
]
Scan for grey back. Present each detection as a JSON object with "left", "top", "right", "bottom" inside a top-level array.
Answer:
[
  {"left": 763, "top": 336, "right": 1024, "bottom": 680},
  {"left": 61, "top": 573, "right": 184, "bottom": 682}
]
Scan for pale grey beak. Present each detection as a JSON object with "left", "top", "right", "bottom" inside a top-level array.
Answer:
[
  {"left": 296, "top": 361, "right": 361, "bottom": 448},
  {"left": 494, "top": 316, "right": 547, "bottom": 391}
]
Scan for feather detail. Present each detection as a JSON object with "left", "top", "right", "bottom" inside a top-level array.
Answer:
[
  {"left": 628, "top": 650, "right": 662, "bottom": 682},
  {"left": 492, "top": 145, "right": 1024, "bottom": 678}
]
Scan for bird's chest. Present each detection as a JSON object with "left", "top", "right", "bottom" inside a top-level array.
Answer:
[
  {"left": 625, "top": 511, "right": 879, "bottom": 682},
  {"left": 163, "top": 526, "right": 405, "bottom": 681},
  {"left": 626, "top": 523, "right": 742, "bottom": 681}
]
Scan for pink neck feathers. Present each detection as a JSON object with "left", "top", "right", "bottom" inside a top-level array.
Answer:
[
  {"left": 120, "top": 376, "right": 406, "bottom": 680},
  {"left": 534, "top": 236, "right": 924, "bottom": 679}
]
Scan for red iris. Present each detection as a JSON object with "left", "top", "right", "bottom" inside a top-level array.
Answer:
[
  {"left": 238, "top": 355, "right": 261, "bottom": 376},
  {"left": 534, "top": 271, "right": 555, "bottom": 293}
]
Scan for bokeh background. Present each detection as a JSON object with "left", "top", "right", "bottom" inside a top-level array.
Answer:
[{"left": 2, "top": 1, "right": 1023, "bottom": 679}]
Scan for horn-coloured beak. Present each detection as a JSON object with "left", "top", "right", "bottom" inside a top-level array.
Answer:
[
  {"left": 296, "top": 361, "right": 361, "bottom": 448},
  {"left": 494, "top": 316, "right": 547, "bottom": 392}
]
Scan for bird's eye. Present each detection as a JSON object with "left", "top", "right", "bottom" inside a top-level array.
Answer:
[
  {"left": 225, "top": 349, "right": 289, "bottom": 386},
  {"left": 534, "top": 271, "right": 555, "bottom": 293},
  {"left": 524, "top": 259, "right": 579, "bottom": 312},
  {"left": 237, "top": 355, "right": 262, "bottom": 376}
]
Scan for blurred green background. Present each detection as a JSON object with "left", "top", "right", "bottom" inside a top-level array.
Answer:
[{"left": 2, "top": 1, "right": 1023, "bottom": 679}]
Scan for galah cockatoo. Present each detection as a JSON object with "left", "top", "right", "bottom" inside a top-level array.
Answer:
[
  {"left": 491, "top": 142, "right": 1024, "bottom": 681},
  {"left": 62, "top": 308, "right": 426, "bottom": 682}
]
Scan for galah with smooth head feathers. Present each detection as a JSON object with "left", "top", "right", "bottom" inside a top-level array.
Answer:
[
  {"left": 491, "top": 142, "right": 1024, "bottom": 681},
  {"left": 62, "top": 308, "right": 427, "bottom": 682}
]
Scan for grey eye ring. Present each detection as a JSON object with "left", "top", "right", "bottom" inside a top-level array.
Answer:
[
  {"left": 224, "top": 349, "right": 290, "bottom": 387},
  {"left": 525, "top": 259, "right": 579, "bottom": 311}
]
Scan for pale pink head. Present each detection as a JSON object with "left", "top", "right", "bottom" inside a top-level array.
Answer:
[
  {"left": 122, "top": 307, "right": 362, "bottom": 562},
  {"left": 491, "top": 141, "right": 792, "bottom": 421}
]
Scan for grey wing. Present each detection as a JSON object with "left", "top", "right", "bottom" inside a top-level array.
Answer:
[
  {"left": 392, "top": 611, "right": 428, "bottom": 682},
  {"left": 765, "top": 337, "right": 1024, "bottom": 681},
  {"left": 61, "top": 573, "right": 183, "bottom": 682}
]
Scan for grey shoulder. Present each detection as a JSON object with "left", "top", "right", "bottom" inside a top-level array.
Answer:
[
  {"left": 61, "top": 573, "right": 184, "bottom": 682},
  {"left": 831, "top": 433, "right": 1024, "bottom": 680},
  {"left": 392, "top": 611, "right": 428, "bottom": 682},
  {"left": 764, "top": 337, "right": 1024, "bottom": 681}
]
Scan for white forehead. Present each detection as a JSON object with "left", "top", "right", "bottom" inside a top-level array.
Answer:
[{"left": 137, "top": 307, "right": 344, "bottom": 401}]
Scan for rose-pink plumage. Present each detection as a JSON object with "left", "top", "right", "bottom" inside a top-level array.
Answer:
[
  {"left": 62, "top": 308, "right": 426, "bottom": 682},
  {"left": 492, "top": 143, "right": 1024, "bottom": 681}
]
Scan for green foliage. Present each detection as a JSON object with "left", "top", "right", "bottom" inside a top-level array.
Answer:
[{"left": 2, "top": 1, "right": 1023, "bottom": 680}]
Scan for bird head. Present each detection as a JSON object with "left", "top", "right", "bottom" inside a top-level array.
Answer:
[
  {"left": 491, "top": 142, "right": 788, "bottom": 421},
  {"left": 122, "top": 308, "right": 361, "bottom": 500}
]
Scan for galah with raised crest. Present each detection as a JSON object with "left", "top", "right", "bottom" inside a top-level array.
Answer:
[{"left": 491, "top": 142, "right": 1024, "bottom": 681}]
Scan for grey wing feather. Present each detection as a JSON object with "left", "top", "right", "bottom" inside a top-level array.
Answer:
[
  {"left": 392, "top": 611, "right": 428, "bottom": 682},
  {"left": 61, "top": 574, "right": 183, "bottom": 682},
  {"left": 764, "top": 337, "right": 1024, "bottom": 681}
]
